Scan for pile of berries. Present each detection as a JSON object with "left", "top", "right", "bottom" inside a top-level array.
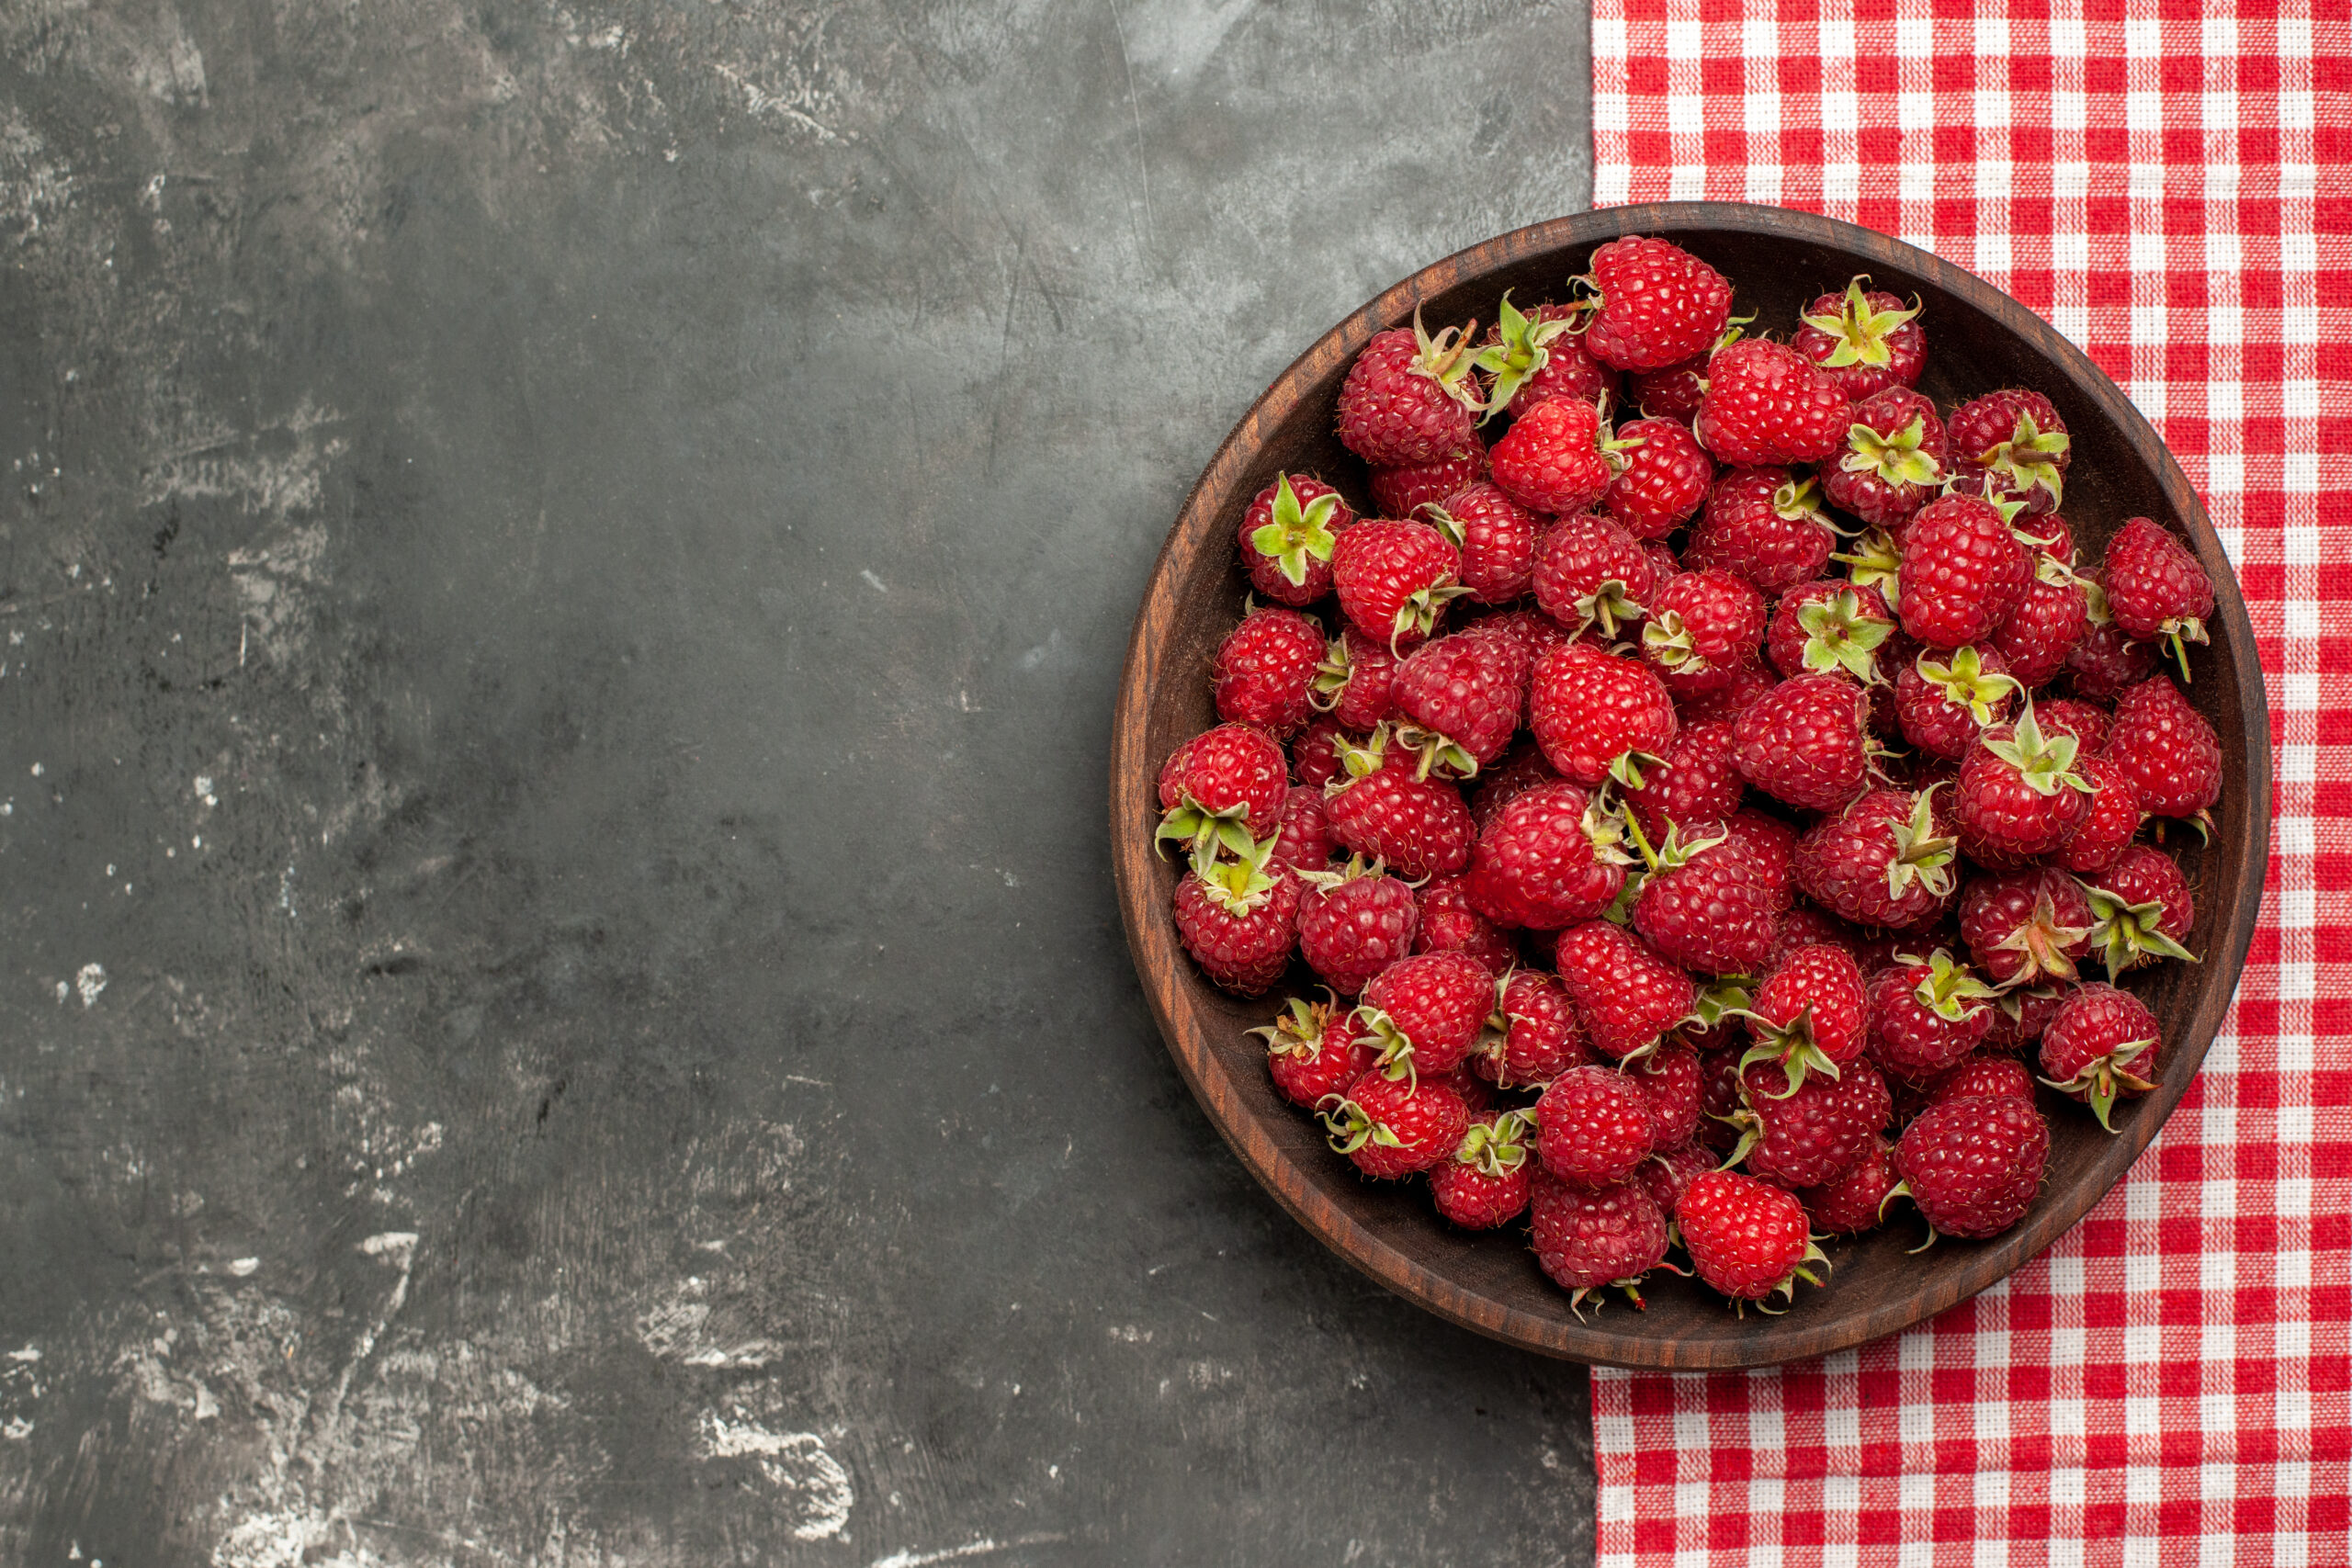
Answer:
[{"left": 1158, "top": 235, "right": 2224, "bottom": 1315}]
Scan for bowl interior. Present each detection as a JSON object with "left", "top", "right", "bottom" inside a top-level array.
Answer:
[{"left": 1114, "top": 205, "right": 2269, "bottom": 1368}]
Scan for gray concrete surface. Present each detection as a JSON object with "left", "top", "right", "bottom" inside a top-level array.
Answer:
[{"left": 0, "top": 1, "right": 1595, "bottom": 1562}]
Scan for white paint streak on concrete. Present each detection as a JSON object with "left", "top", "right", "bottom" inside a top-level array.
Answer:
[
  {"left": 868, "top": 1535, "right": 1072, "bottom": 1568},
  {"left": 694, "top": 1409, "right": 854, "bottom": 1540}
]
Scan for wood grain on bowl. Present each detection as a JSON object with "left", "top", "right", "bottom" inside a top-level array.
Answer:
[{"left": 1110, "top": 203, "right": 2270, "bottom": 1370}]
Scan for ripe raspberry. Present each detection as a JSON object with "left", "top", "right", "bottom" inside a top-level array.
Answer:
[
  {"left": 1770, "top": 906, "right": 1864, "bottom": 967},
  {"left": 1930, "top": 1053, "right": 2036, "bottom": 1105},
  {"left": 1476, "top": 968, "right": 1591, "bottom": 1088},
  {"left": 1723, "top": 809, "right": 1800, "bottom": 910},
  {"left": 1412, "top": 874, "right": 1517, "bottom": 975},
  {"left": 2033, "top": 696, "right": 2113, "bottom": 755},
  {"left": 1214, "top": 606, "right": 1327, "bottom": 735},
  {"left": 1171, "top": 843, "right": 1300, "bottom": 996},
  {"left": 1467, "top": 604, "right": 1572, "bottom": 670},
  {"left": 1685, "top": 468, "right": 1837, "bottom": 594},
  {"left": 1239, "top": 473, "right": 1357, "bottom": 605},
  {"left": 1158, "top": 723, "right": 1289, "bottom": 864},
  {"left": 1603, "top": 417, "right": 1713, "bottom": 539},
  {"left": 1490, "top": 395, "right": 1618, "bottom": 516},
  {"left": 1629, "top": 1038, "right": 1706, "bottom": 1147},
  {"left": 1462, "top": 779, "right": 1622, "bottom": 931},
  {"left": 1960, "top": 866, "right": 2096, "bottom": 987},
  {"left": 1290, "top": 717, "right": 1352, "bottom": 789},
  {"left": 1628, "top": 352, "right": 1709, "bottom": 425},
  {"left": 1534, "top": 1065, "right": 1658, "bottom": 1188},
  {"left": 2106, "top": 676, "right": 2221, "bottom": 822},
  {"left": 1741, "top": 942, "right": 1870, "bottom": 1091},
  {"left": 1893, "top": 1094, "right": 2051, "bottom": 1239},
  {"left": 1792, "top": 279, "right": 1927, "bottom": 401},
  {"left": 2052, "top": 751, "right": 2140, "bottom": 877},
  {"left": 1642, "top": 569, "right": 1767, "bottom": 697},
  {"left": 1631, "top": 819, "right": 1781, "bottom": 976},
  {"left": 1553, "top": 919, "right": 1698, "bottom": 1062},
  {"left": 1898, "top": 493, "right": 2033, "bottom": 650},
  {"left": 1954, "top": 709, "right": 2095, "bottom": 860},
  {"left": 1255, "top": 994, "right": 1376, "bottom": 1108},
  {"left": 1268, "top": 787, "right": 1339, "bottom": 871},
  {"left": 1295, "top": 857, "right": 1420, "bottom": 996},
  {"left": 1792, "top": 786, "right": 1959, "bottom": 932},
  {"left": 1676, "top": 1170, "right": 1828, "bottom": 1305},
  {"left": 1988, "top": 569, "right": 2092, "bottom": 689},
  {"left": 1984, "top": 983, "right": 2073, "bottom": 1052},
  {"left": 1769, "top": 580, "right": 1897, "bottom": 684},
  {"left": 1532, "top": 510, "right": 1661, "bottom": 637},
  {"left": 2103, "top": 516, "right": 2214, "bottom": 678},
  {"left": 1637, "top": 1138, "right": 1718, "bottom": 1216},
  {"left": 1313, "top": 627, "right": 1400, "bottom": 733},
  {"left": 1674, "top": 657, "right": 1781, "bottom": 725},
  {"left": 2065, "top": 602, "right": 2165, "bottom": 702},
  {"left": 1336, "top": 313, "right": 1484, "bottom": 467},
  {"left": 1391, "top": 627, "right": 1529, "bottom": 777},
  {"left": 1355, "top": 951, "right": 1494, "bottom": 1080},
  {"left": 1797, "top": 1133, "right": 1904, "bottom": 1235},
  {"left": 1421, "top": 482, "right": 1543, "bottom": 604},
  {"left": 1530, "top": 1170, "right": 1671, "bottom": 1312},
  {"left": 2039, "top": 982, "right": 2163, "bottom": 1131},
  {"left": 1947, "top": 389, "right": 2070, "bottom": 516},
  {"left": 1895, "top": 644, "right": 2018, "bottom": 761},
  {"left": 1369, "top": 446, "right": 1488, "bottom": 518},
  {"left": 1866, "top": 950, "right": 1997, "bottom": 1081},
  {"left": 1693, "top": 338, "right": 1849, "bottom": 467},
  {"left": 2081, "top": 842, "right": 2197, "bottom": 980},
  {"left": 1476, "top": 294, "right": 1620, "bottom": 418},
  {"left": 1430, "top": 1111, "right": 1537, "bottom": 1228},
  {"left": 1731, "top": 671, "right": 1871, "bottom": 813},
  {"left": 1319, "top": 1069, "right": 1472, "bottom": 1179},
  {"left": 1530, "top": 642, "right": 1680, "bottom": 789},
  {"left": 1626, "top": 718, "right": 1746, "bottom": 840},
  {"left": 1579, "top": 235, "right": 1735, "bottom": 371},
  {"left": 1469, "top": 740, "right": 1562, "bottom": 832},
  {"left": 1322, "top": 733, "right": 1476, "bottom": 881},
  {"left": 1330, "top": 520, "right": 1467, "bottom": 651}
]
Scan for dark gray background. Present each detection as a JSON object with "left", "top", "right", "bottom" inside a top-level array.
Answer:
[{"left": 0, "top": 2, "right": 1598, "bottom": 1562}]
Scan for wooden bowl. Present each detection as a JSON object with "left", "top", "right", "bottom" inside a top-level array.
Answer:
[{"left": 1110, "top": 203, "right": 2270, "bottom": 1369}]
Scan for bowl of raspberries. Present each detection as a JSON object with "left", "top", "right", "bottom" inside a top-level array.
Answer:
[{"left": 1110, "top": 203, "right": 2269, "bottom": 1367}]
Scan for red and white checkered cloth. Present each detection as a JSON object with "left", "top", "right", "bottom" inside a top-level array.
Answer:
[{"left": 1589, "top": 1, "right": 2352, "bottom": 1562}]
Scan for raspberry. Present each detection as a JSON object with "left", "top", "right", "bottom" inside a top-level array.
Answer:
[{"left": 1534, "top": 1065, "right": 1659, "bottom": 1188}]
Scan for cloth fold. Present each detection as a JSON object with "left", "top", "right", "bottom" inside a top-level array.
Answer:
[{"left": 1589, "top": 1, "right": 2350, "bottom": 1561}]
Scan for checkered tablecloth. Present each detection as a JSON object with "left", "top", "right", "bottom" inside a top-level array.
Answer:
[{"left": 1589, "top": 2, "right": 2351, "bottom": 1562}]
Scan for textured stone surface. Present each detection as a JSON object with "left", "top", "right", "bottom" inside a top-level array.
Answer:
[{"left": 0, "top": 2, "right": 1594, "bottom": 1562}]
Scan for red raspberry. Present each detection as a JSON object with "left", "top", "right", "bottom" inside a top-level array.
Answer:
[
  {"left": 1603, "top": 417, "right": 1713, "bottom": 539},
  {"left": 1898, "top": 493, "right": 2032, "bottom": 650},
  {"left": 1158, "top": 723, "right": 1288, "bottom": 862},
  {"left": 1290, "top": 716, "right": 1352, "bottom": 789},
  {"left": 1491, "top": 396, "right": 1617, "bottom": 516},
  {"left": 1355, "top": 951, "right": 1495, "bottom": 1080},
  {"left": 2106, "top": 676, "right": 2221, "bottom": 822},
  {"left": 1866, "top": 951, "right": 1997, "bottom": 1081},
  {"left": 1792, "top": 279, "right": 1927, "bottom": 401},
  {"left": 1330, "top": 520, "right": 1466, "bottom": 651},
  {"left": 1336, "top": 314, "right": 1484, "bottom": 467},
  {"left": 1642, "top": 569, "right": 1767, "bottom": 698},
  {"left": 2081, "top": 842, "right": 2197, "bottom": 980},
  {"left": 1534, "top": 1065, "right": 1658, "bottom": 1188},
  {"left": 1797, "top": 1133, "right": 1904, "bottom": 1235},
  {"left": 1629, "top": 1038, "right": 1706, "bottom": 1147},
  {"left": 1239, "top": 473, "right": 1357, "bottom": 605},
  {"left": 1313, "top": 627, "right": 1399, "bottom": 733},
  {"left": 1730, "top": 671, "right": 1872, "bottom": 813},
  {"left": 1430, "top": 1111, "right": 1538, "bottom": 1228},
  {"left": 1770, "top": 906, "right": 1865, "bottom": 968},
  {"left": 2034, "top": 696, "right": 2113, "bottom": 754},
  {"left": 1532, "top": 510, "right": 1661, "bottom": 637},
  {"left": 1530, "top": 1170, "right": 1671, "bottom": 1312},
  {"left": 1267, "top": 787, "right": 1339, "bottom": 871},
  {"left": 1391, "top": 627, "right": 1529, "bottom": 777},
  {"left": 1637, "top": 1138, "right": 1719, "bottom": 1215},
  {"left": 1319, "top": 1069, "right": 1471, "bottom": 1179},
  {"left": 1989, "top": 570, "right": 2092, "bottom": 688},
  {"left": 1369, "top": 446, "right": 1487, "bottom": 518},
  {"left": 1960, "top": 866, "right": 2096, "bottom": 987},
  {"left": 2039, "top": 982, "right": 2163, "bottom": 1131},
  {"left": 1412, "top": 874, "right": 1517, "bottom": 976},
  {"left": 1929, "top": 1053, "right": 2036, "bottom": 1105},
  {"left": 1723, "top": 809, "right": 1799, "bottom": 911},
  {"left": 1466, "top": 605, "right": 1572, "bottom": 670},
  {"left": 1894, "top": 1094, "right": 2051, "bottom": 1239},
  {"left": 1214, "top": 606, "right": 1327, "bottom": 735},
  {"left": 1476, "top": 968, "right": 1591, "bottom": 1089},
  {"left": 1685, "top": 468, "right": 1837, "bottom": 594},
  {"left": 2065, "top": 599, "right": 2165, "bottom": 701},
  {"left": 1530, "top": 642, "right": 1680, "bottom": 789},
  {"left": 1674, "top": 657, "right": 1781, "bottom": 725},
  {"left": 1768, "top": 580, "right": 1897, "bottom": 684},
  {"left": 1792, "top": 787, "right": 1960, "bottom": 931},
  {"left": 1469, "top": 740, "right": 1562, "bottom": 832},
  {"left": 1295, "top": 857, "right": 1420, "bottom": 997},
  {"left": 1677, "top": 1170, "right": 1828, "bottom": 1306},
  {"left": 1255, "top": 994, "right": 1377, "bottom": 1108},
  {"left": 1463, "top": 780, "right": 1621, "bottom": 931},
  {"left": 1693, "top": 339, "right": 1849, "bottom": 467},
  {"left": 2052, "top": 751, "right": 2140, "bottom": 877},
  {"left": 1947, "top": 389, "right": 2070, "bottom": 517},
  {"left": 1553, "top": 919, "right": 1698, "bottom": 1062},
  {"left": 1476, "top": 296, "right": 1619, "bottom": 418},
  {"left": 1984, "top": 983, "right": 2073, "bottom": 1052},
  {"left": 1579, "top": 236, "right": 1735, "bottom": 371},
  {"left": 1322, "top": 736, "right": 1476, "bottom": 881},
  {"left": 2103, "top": 516, "right": 2214, "bottom": 677},
  {"left": 1627, "top": 353, "right": 1708, "bottom": 425},
  {"left": 1894, "top": 644, "right": 2018, "bottom": 761},
  {"left": 1631, "top": 819, "right": 1781, "bottom": 976},
  {"left": 1954, "top": 710, "right": 2095, "bottom": 860},
  {"left": 1741, "top": 943, "right": 1870, "bottom": 1090},
  {"left": 1626, "top": 718, "right": 1746, "bottom": 840},
  {"left": 1171, "top": 846, "right": 1300, "bottom": 997},
  {"left": 1421, "top": 481, "right": 1544, "bottom": 604}
]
